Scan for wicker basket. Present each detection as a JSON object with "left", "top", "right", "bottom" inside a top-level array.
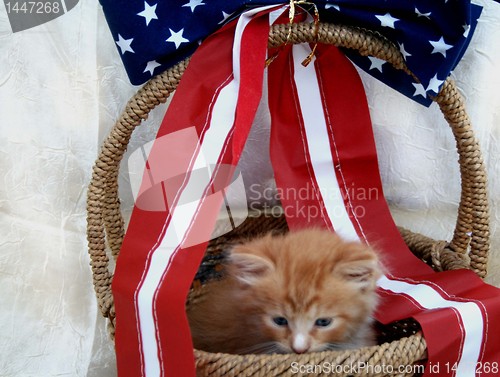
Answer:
[{"left": 87, "top": 22, "right": 490, "bottom": 376}]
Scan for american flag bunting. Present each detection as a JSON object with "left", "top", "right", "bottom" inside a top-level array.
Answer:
[
  {"left": 111, "top": 6, "right": 500, "bottom": 377},
  {"left": 99, "top": 0, "right": 482, "bottom": 106}
]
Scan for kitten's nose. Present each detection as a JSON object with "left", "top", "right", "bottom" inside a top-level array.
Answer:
[
  {"left": 292, "top": 334, "right": 310, "bottom": 354},
  {"left": 292, "top": 346, "right": 309, "bottom": 354}
]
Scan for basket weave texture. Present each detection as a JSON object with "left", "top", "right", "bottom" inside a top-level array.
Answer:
[{"left": 86, "top": 22, "right": 490, "bottom": 376}]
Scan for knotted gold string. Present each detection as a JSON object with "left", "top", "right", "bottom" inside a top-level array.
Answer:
[{"left": 265, "top": 0, "right": 320, "bottom": 67}]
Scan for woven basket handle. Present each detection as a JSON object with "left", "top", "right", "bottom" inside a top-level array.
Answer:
[{"left": 86, "top": 22, "right": 489, "bottom": 327}]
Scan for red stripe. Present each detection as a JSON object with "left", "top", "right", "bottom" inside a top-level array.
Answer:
[
  {"left": 114, "top": 9, "right": 275, "bottom": 377},
  {"left": 311, "top": 45, "right": 500, "bottom": 376},
  {"left": 268, "top": 44, "right": 333, "bottom": 231},
  {"left": 461, "top": 283, "right": 500, "bottom": 375},
  {"left": 153, "top": 13, "right": 272, "bottom": 377},
  {"left": 409, "top": 269, "right": 500, "bottom": 375},
  {"left": 153, "top": 131, "right": 236, "bottom": 377},
  {"left": 378, "top": 289, "right": 465, "bottom": 377},
  {"left": 313, "top": 44, "right": 432, "bottom": 277},
  {"left": 312, "top": 45, "right": 465, "bottom": 374},
  {"left": 113, "top": 20, "right": 239, "bottom": 377},
  {"left": 232, "top": 13, "right": 273, "bottom": 158}
]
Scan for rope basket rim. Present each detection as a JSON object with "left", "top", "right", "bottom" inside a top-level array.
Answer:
[{"left": 86, "top": 21, "right": 490, "bottom": 376}]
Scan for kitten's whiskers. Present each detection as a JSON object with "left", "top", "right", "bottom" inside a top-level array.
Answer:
[{"left": 236, "top": 341, "right": 287, "bottom": 354}]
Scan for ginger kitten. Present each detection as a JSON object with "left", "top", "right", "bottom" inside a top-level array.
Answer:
[{"left": 187, "top": 228, "right": 382, "bottom": 354}]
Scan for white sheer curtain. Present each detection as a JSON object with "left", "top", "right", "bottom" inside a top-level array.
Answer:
[{"left": 0, "top": 1, "right": 499, "bottom": 376}]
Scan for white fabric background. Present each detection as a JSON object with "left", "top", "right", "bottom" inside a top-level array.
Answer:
[{"left": 0, "top": 1, "right": 499, "bottom": 376}]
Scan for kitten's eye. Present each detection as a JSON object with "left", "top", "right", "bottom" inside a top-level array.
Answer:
[
  {"left": 272, "top": 317, "right": 289, "bottom": 326},
  {"left": 314, "top": 318, "right": 332, "bottom": 327}
]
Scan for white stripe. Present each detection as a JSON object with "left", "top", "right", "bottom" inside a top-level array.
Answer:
[
  {"left": 291, "top": 43, "right": 484, "bottom": 376},
  {"left": 292, "top": 44, "right": 359, "bottom": 242},
  {"left": 378, "top": 276, "right": 483, "bottom": 377},
  {"left": 269, "top": 6, "right": 288, "bottom": 25},
  {"left": 232, "top": 4, "right": 279, "bottom": 83},
  {"left": 138, "top": 75, "right": 236, "bottom": 377},
  {"left": 138, "top": 88, "right": 237, "bottom": 376},
  {"left": 136, "top": 7, "right": 274, "bottom": 376}
]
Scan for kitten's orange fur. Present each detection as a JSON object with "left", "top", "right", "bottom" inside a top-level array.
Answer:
[{"left": 187, "top": 228, "right": 382, "bottom": 354}]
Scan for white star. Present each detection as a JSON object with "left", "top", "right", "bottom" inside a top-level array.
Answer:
[
  {"left": 429, "top": 36, "right": 453, "bottom": 57},
  {"left": 463, "top": 24, "right": 470, "bottom": 38},
  {"left": 412, "top": 83, "right": 427, "bottom": 98},
  {"left": 182, "top": 0, "right": 205, "bottom": 12},
  {"left": 415, "top": 7, "right": 431, "bottom": 19},
  {"left": 218, "top": 11, "right": 231, "bottom": 25},
  {"left": 398, "top": 42, "right": 412, "bottom": 61},
  {"left": 115, "top": 34, "right": 134, "bottom": 55},
  {"left": 144, "top": 60, "right": 161, "bottom": 76},
  {"left": 166, "top": 28, "right": 189, "bottom": 49},
  {"left": 137, "top": 2, "right": 158, "bottom": 26},
  {"left": 325, "top": 4, "right": 340, "bottom": 11},
  {"left": 375, "top": 13, "right": 399, "bottom": 29},
  {"left": 426, "top": 74, "right": 444, "bottom": 94},
  {"left": 368, "top": 56, "right": 385, "bottom": 72}
]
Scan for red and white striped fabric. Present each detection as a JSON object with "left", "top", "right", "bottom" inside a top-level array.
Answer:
[
  {"left": 113, "top": 6, "right": 278, "bottom": 377},
  {"left": 267, "top": 40, "right": 500, "bottom": 377},
  {"left": 112, "top": 6, "right": 500, "bottom": 377}
]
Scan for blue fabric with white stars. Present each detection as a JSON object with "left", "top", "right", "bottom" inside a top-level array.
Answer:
[{"left": 99, "top": 0, "right": 482, "bottom": 106}]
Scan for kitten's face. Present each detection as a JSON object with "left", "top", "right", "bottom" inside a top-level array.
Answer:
[{"left": 228, "top": 229, "right": 381, "bottom": 354}]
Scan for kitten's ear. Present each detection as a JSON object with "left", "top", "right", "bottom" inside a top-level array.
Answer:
[
  {"left": 335, "top": 256, "right": 381, "bottom": 290},
  {"left": 229, "top": 246, "right": 274, "bottom": 286}
]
